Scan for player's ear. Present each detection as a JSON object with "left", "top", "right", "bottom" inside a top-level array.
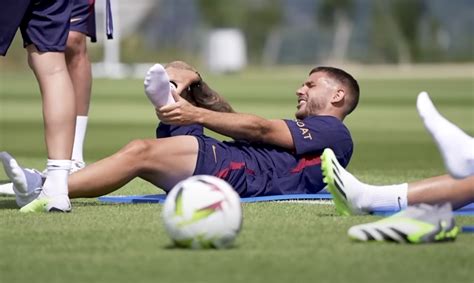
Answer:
[{"left": 332, "top": 89, "right": 345, "bottom": 103}]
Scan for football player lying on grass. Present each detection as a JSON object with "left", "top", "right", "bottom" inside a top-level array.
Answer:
[
  {"left": 321, "top": 92, "right": 473, "bottom": 243},
  {"left": 1, "top": 61, "right": 360, "bottom": 212}
]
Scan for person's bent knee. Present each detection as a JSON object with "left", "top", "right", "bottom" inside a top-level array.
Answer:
[
  {"left": 120, "top": 139, "right": 153, "bottom": 160},
  {"left": 119, "top": 139, "right": 159, "bottom": 174}
]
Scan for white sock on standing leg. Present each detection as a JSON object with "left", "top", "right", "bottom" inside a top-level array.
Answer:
[
  {"left": 72, "top": 116, "right": 88, "bottom": 163},
  {"left": 41, "top": 159, "right": 71, "bottom": 198}
]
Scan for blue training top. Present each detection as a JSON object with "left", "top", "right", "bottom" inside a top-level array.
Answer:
[{"left": 156, "top": 115, "right": 353, "bottom": 197}]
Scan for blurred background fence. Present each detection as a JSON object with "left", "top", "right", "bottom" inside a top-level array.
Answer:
[{"left": 1, "top": 0, "right": 473, "bottom": 77}]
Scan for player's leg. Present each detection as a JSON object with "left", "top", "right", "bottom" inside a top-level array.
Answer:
[
  {"left": 322, "top": 148, "right": 474, "bottom": 215},
  {"left": 0, "top": 32, "right": 89, "bottom": 198},
  {"left": 407, "top": 175, "right": 474, "bottom": 208},
  {"left": 65, "top": 31, "right": 91, "bottom": 172},
  {"left": 321, "top": 148, "right": 408, "bottom": 215},
  {"left": 1, "top": 136, "right": 199, "bottom": 201},
  {"left": 65, "top": 0, "right": 97, "bottom": 172},
  {"left": 417, "top": 92, "right": 474, "bottom": 178},
  {"left": 26, "top": 46, "right": 75, "bottom": 164},
  {"left": 67, "top": 136, "right": 199, "bottom": 198},
  {"left": 24, "top": 45, "right": 75, "bottom": 212},
  {"left": 4, "top": 0, "right": 74, "bottom": 212}
]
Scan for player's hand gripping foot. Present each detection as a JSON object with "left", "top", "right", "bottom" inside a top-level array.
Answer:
[
  {"left": 348, "top": 203, "right": 458, "bottom": 243},
  {"left": 0, "top": 152, "right": 42, "bottom": 207},
  {"left": 417, "top": 91, "right": 474, "bottom": 179},
  {"left": 321, "top": 148, "right": 367, "bottom": 215}
]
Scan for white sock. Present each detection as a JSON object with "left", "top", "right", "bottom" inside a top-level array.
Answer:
[
  {"left": 41, "top": 159, "right": 71, "bottom": 198},
  {"left": 335, "top": 164, "right": 408, "bottom": 213},
  {"left": 143, "top": 63, "right": 176, "bottom": 107},
  {"left": 360, "top": 183, "right": 408, "bottom": 212},
  {"left": 417, "top": 91, "right": 474, "bottom": 178},
  {"left": 72, "top": 116, "right": 88, "bottom": 162}
]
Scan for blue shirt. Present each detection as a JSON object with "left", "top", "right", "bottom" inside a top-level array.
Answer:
[{"left": 156, "top": 115, "right": 353, "bottom": 197}]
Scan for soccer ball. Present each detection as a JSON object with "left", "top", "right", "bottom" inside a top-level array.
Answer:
[{"left": 162, "top": 175, "right": 242, "bottom": 249}]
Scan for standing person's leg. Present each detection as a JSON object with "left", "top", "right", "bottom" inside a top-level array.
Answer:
[
  {"left": 24, "top": 45, "right": 76, "bottom": 212},
  {"left": 18, "top": 0, "right": 75, "bottom": 212},
  {"left": 66, "top": 31, "right": 91, "bottom": 170},
  {"left": 66, "top": 0, "right": 97, "bottom": 171},
  {"left": 0, "top": 0, "right": 94, "bottom": 196},
  {"left": 27, "top": 47, "right": 76, "bottom": 160}
]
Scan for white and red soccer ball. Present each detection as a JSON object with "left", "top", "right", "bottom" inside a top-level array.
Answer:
[{"left": 162, "top": 175, "right": 242, "bottom": 249}]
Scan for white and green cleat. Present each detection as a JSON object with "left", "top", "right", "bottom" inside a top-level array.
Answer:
[
  {"left": 19, "top": 198, "right": 49, "bottom": 213},
  {"left": 321, "top": 148, "right": 364, "bottom": 215},
  {"left": 348, "top": 203, "right": 458, "bottom": 243},
  {"left": 20, "top": 195, "right": 71, "bottom": 213}
]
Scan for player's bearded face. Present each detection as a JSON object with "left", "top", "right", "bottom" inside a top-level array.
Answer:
[{"left": 295, "top": 73, "right": 334, "bottom": 119}]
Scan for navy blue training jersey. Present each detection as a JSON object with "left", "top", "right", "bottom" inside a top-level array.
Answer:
[{"left": 156, "top": 115, "right": 353, "bottom": 197}]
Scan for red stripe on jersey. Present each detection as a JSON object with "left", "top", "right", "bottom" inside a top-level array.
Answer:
[
  {"left": 216, "top": 162, "right": 246, "bottom": 178},
  {"left": 291, "top": 154, "right": 321, "bottom": 173}
]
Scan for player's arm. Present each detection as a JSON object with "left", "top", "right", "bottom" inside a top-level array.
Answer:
[{"left": 157, "top": 93, "right": 295, "bottom": 150}]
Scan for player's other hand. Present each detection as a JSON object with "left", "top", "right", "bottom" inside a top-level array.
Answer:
[{"left": 156, "top": 90, "right": 202, "bottom": 125}]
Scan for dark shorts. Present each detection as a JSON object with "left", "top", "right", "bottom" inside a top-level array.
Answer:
[
  {"left": 0, "top": 0, "right": 73, "bottom": 55},
  {"left": 70, "top": 0, "right": 96, "bottom": 42},
  {"left": 192, "top": 135, "right": 248, "bottom": 196},
  {"left": 156, "top": 123, "right": 248, "bottom": 195}
]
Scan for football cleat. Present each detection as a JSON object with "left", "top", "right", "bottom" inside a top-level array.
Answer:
[
  {"left": 0, "top": 152, "right": 43, "bottom": 207},
  {"left": 321, "top": 148, "right": 365, "bottom": 215},
  {"left": 20, "top": 195, "right": 71, "bottom": 213},
  {"left": 348, "top": 203, "right": 458, "bottom": 243}
]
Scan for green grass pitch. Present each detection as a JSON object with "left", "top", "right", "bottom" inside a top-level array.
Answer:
[{"left": 0, "top": 67, "right": 473, "bottom": 283}]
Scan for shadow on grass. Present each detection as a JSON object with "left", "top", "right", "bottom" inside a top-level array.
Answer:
[
  {"left": 0, "top": 199, "right": 19, "bottom": 210},
  {"left": 72, "top": 199, "right": 139, "bottom": 208},
  {"left": 163, "top": 243, "right": 240, "bottom": 250}
]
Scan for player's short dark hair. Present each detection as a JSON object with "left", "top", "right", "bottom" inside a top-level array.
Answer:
[{"left": 309, "top": 66, "right": 360, "bottom": 115}]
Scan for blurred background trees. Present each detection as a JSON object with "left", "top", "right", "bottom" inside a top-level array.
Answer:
[{"left": 2, "top": 0, "right": 472, "bottom": 71}]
